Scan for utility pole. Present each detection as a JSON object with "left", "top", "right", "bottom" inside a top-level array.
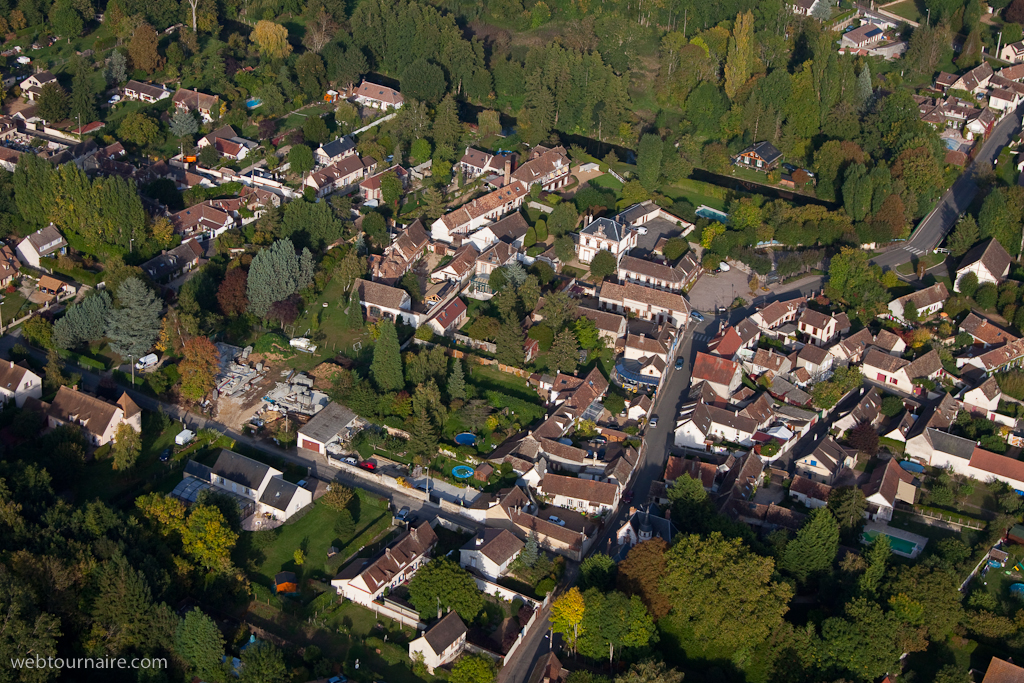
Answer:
[{"left": 996, "top": 31, "right": 1003, "bottom": 62}]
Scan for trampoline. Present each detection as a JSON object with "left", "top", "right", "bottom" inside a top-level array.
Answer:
[
  {"left": 452, "top": 465, "right": 474, "bottom": 479},
  {"left": 454, "top": 433, "right": 476, "bottom": 446}
]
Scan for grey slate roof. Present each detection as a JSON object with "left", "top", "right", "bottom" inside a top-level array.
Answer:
[
  {"left": 581, "top": 217, "right": 627, "bottom": 242},
  {"left": 211, "top": 449, "right": 272, "bottom": 489},
  {"left": 423, "top": 611, "right": 467, "bottom": 655},
  {"left": 300, "top": 402, "right": 357, "bottom": 444},
  {"left": 259, "top": 477, "right": 300, "bottom": 511},
  {"left": 926, "top": 428, "right": 976, "bottom": 459},
  {"left": 320, "top": 137, "right": 355, "bottom": 158}
]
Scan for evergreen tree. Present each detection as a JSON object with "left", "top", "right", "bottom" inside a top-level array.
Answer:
[
  {"left": 52, "top": 291, "right": 112, "bottom": 349},
  {"left": 842, "top": 164, "right": 872, "bottom": 222},
  {"left": 447, "top": 360, "right": 466, "bottom": 401},
  {"left": 520, "top": 532, "right": 539, "bottom": 567},
  {"left": 780, "top": 508, "right": 840, "bottom": 583},
  {"left": 432, "top": 95, "right": 462, "bottom": 157},
  {"left": 407, "top": 407, "right": 438, "bottom": 464},
  {"left": 856, "top": 64, "right": 873, "bottom": 110},
  {"left": 247, "top": 239, "right": 300, "bottom": 318},
  {"left": 298, "top": 247, "right": 315, "bottom": 289},
  {"left": 107, "top": 277, "right": 161, "bottom": 361},
  {"left": 169, "top": 109, "right": 199, "bottom": 140},
  {"left": 38, "top": 83, "right": 69, "bottom": 124},
  {"left": 344, "top": 290, "right": 363, "bottom": 329},
  {"left": 548, "top": 329, "right": 580, "bottom": 374},
  {"left": 175, "top": 609, "right": 226, "bottom": 681},
  {"left": 520, "top": 75, "right": 554, "bottom": 146},
  {"left": 636, "top": 133, "right": 663, "bottom": 192},
  {"left": 69, "top": 59, "right": 97, "bottom": 123},
  {"left": 370, "top": 320, "right": 404, "bottom": 392},
  {"left": 859, "top": 533, "right": 890, "bottom": 598},
  {"left": 496, "top": 318, "right": 525, "bottom": 367},
  {"left": 108, "top": 50, "right": 128, "bottom": 85}
]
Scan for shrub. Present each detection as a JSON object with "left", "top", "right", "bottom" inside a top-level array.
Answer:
[
  {"left": 536, "top": 578, "right": 556, "bottom": 596},
  {"left": 527, "top": 325, "right": 554, "bottom": 350},
  {"left": 975, "top": 283, "right": 998, "bottom": 310}
]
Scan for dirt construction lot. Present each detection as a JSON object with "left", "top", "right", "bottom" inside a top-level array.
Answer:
[{"left": 687, "top": 267, "right": 753, "bottom": 312}]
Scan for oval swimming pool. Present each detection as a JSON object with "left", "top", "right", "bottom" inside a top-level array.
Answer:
[
  {"left": 452, "top": 465, "right": 474, "bottom": 479},
  {"left": 454, "top": 432, "right": 476, "bottom": 446}
]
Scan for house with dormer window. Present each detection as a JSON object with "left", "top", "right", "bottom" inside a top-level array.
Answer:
[
  {"left": 577, "top": 217, "right": 636, "bottom": 264},
  {"left": 332, "top": 521, "right": 437, "bottom": 605}
]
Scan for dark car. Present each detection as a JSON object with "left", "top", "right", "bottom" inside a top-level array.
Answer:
[
  {"left": 159, "top": 448, "right": 172, "bottom": 463},
  {"left": 623, "top": 490, "right": 634, "bottom": 503},
  {"left": 675, "top": 357, "right": 684, "bottom": 370},
  {"left": 782, "top": 162, "right": 797, "bottom": 173},
  {"left": 359, "top": 461, "right": 376, "bottom": 471}
]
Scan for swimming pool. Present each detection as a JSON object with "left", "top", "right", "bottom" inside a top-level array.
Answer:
[
  {"left": 454, "top": 432, "right": 476, "bottom": 446},
  {"left": 696, "top": 205, "right": 729, "bottom": 224},
  {"left": 862, "top": 530, "right": 918, "bottom": 556},
  {"left": 451, "top": 465, "right": 474, "bottom": 479},
  {"left": 245, "top": 98, "right": 263, "bottom": 110}
]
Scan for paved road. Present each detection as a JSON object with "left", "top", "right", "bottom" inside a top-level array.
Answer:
[{"left": 871, "top": 104, "right": 1023, "bottom": 271}]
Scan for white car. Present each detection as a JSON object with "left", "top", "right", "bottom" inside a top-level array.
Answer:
[
  {"left": 636, "top": 227, "right": 648, "bottom": 235},
  {"left": 719, "top": 261, "right": 731, "bottom": 272},
  {"left": 548, "top": 516, "right": 566, "bottom": 526},
  {"left": 108, "top": 95, "right": 120, "bottom": 104}
]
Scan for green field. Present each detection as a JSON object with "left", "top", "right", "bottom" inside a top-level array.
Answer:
[
  {"left": 286, "top": 276, "right": 373, "bottom": 370},
  {"left": 885, "top": 0, "right": 924, "bottom": 22}
]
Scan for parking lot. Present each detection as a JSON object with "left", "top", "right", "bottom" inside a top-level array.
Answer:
[
  {"left": 632, "top": 216, "right": 691, "bottom": 257},
  {"left": 687, "top": 266, "right": 753, "bottom": 312}
]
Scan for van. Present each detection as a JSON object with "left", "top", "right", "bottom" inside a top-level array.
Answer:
[{"left": 135, "top": 353, "right": 158, "bottom": 370}]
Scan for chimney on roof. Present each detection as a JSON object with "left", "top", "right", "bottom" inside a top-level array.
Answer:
[{"left": 504, "top": 156, "right": 512, "bottom": 186}]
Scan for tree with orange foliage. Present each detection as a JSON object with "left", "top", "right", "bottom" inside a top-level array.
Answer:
[{"left": 179, "top": 336, "right": 220, "bottom": 403}]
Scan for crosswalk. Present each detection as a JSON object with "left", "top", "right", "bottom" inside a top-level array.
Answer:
[
  {"left": 903, "top": 246, "right": 926, "bottom": 255},
  {"left": 692, "top": 333, "right": 710, "bottom": 343}
]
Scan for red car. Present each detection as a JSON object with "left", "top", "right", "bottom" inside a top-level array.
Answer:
[{"left": 359, "top": 461, "right": 376, "bottom": 471}]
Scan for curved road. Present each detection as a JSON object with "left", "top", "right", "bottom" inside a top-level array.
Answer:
[{"left": 871, "top": 103, "right": 1022, "bottom": 271}]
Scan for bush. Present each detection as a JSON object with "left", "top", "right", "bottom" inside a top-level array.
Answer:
[
  {"left": 958, "top": 272, "right": 979, "bottom": 298},
  {"left": 527, "top": 325, "right": 554, "bottom": 351},
  {"left": 975, "top": 283, "right": 998, "bottom": 310},
  {"left": 881, "top": 395, "right": 904, "bottom": 417},
  {"left": 536, "top": 578, "right": 556, "bottom": 596}
]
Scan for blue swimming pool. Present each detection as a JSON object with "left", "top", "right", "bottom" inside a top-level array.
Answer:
[
  {"left": 245, "top": 98, "right": 263, "bottom": 110},
  {"left": 452, "top": 465, "right": 474, "bottom": 479},
  {"left": 696, "top": 205, "right": 729, "bottom": 224},
  {"left": 454, "top": 432, "right": 476, "bottom": 446}
]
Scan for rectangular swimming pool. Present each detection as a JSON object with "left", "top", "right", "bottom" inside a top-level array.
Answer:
[{"left": 862, "top": 530, "right": 917, "bottom": 556}]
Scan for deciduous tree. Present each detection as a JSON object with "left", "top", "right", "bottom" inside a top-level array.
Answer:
[
  {"left": 450, "top": 655, "right": 496, "bottom": 683},
  {"left": 38, "top": 83, "right": 69, "bottom": 123},
  {"left": 217, "top": 268, "right": 248, "bottom": 316},
  {"left": 251, "top": 20, "right": 292, "bottom": 60},
  {"left": 120, "top": 112, "right": 160, "bottom": 147},
  {"left": 551, "top": 587, "right": 586, "bottom": 655},
  {"left": 407, "top": 558, "right": 484, "bottom": 620},
  {"left": 590, "top": 249, "right": 617, "bottom": 281},
  {"left": 111, "top": 423, "right": 141, "bottom": 471},
  {"left": 181, "top": 504, "right": 237, "bottom": 572},
  {"left": 617, "top": 538, "right": 671, "bottom": 620},
  {"left": 129, "top": 23, "right": 164, "bottom": 74},
  {"left": 179, "top": 336, "right": 220, "bottom": 403}
]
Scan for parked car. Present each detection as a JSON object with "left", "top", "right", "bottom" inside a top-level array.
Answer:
[
  {"left": 649, "top": 415, "right": 659, "bottom": 428},
  {"left": 343, "top": 457, "right": 357, "bottom": 465},
  {"left": 690, "top": 310, "right": 704, "bottom": 322},
  {"left": 636, "top": 226, "right": 648, "bottom": 235},
  {"left": 396, "top": 506, "right": 410, "bottom": 521},
  {"left": 782, "top": 162, "right": 797, "bottom": 173},
  {"left": 359, "top": 461, "right": 376, "bottom": 471},
  {"left": 548, "top": 516, "right": 566, "bottom": 526},
  {"left": 108, "top": 94, "right": 120, "bottom": 104},
  {"left": 719, "top": 261, "right": 731, "bottom": 272},
  {"left": 623, "top": 490, "right": 634, "bottom": 503},
  {"left": 159, "top": 448, "right": 171, "bottom": 463},
  {"left": 135, "top": 353, "right": 158, "bottom": 370},
  {"left": 675, "top": 357, "right": 684, "bottom": 370}
]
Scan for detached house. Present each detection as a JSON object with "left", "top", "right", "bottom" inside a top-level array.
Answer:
[
  {"left": 353, "top": 278, "right": 418, "bottom": 326},
  {"left": 16, "top": 224, "right": 67, "bottom": 267},
  {"left": 1000, "top": 40, "right": 1024, "bottom": 63},
  {"left": 0, "top": 360, "right": 41, "bottom": 407},
  {"left": 305, "top": 154, "right": 376, "bottom": 198},
  {"left": 961, "top": 376, "right": 1006, "bottom": 424},
  {"left": 862, "top": 458, "right": 917, "bottom": 521},
  {"left": 123, "top": 80, "right": 171, "bottom": 103},
  {"left": 956, "top": 238, "right": 1011, "bottom": 291},
  {"left": 674, "top": 402, "right": 758, "bottom": 449},
  {"left": 315, "top": 137, "right": 356, "bottom": 166},
  {"left": 960, "top": 312, "right": 1018, "bottom": 348},
  {"left": 467, "top": 212, "right": 530, "bottom": 252},
  {"left": 424, "top": 297, "right": 468, "bottom": 337},
  {"left": 458, "top": 147, "right": 509, "bottom": 180},
  {"left": 794, "top": 437, "right": 857, "bottom": 485},
  {"left": 709, "top": 319, "right": 760, "bottom": 360},
  {"left": 0, "top": 245, "right": 21, "bottom": 287},
  {"left": 887, "top": 282, "right": 949, "bottom": 322},
  {"left": 951, "top": 61, "right": 994, "bottom": 94},
  {"left": 353, "top": 80, "right": 404, "bottom": 109},
  {"left": 168, "top": 203, "right": 234, "bottom": 238},
  {"left": 47, "top": 387, "right": 142, "bottom": 447},
  {"left": 511, "top": 145, "right": 571, "bottom": 191},
  {"left": 751, "top": 297, "right": 805, "bottom": 332},
  {"left": 617, "top": 255, "right": 688, "bottom": 291},
  {"left": 733, "top": 141, "right": 782, "bottom": 172},
  {"left": 19, "top": 71, "right": 57, "bottom": 101},
  {"left": 332, "top": 521, "right": 437, "bottom": 605},
  {"left": 360, "top": 165, "right": 410, "bottom": 202},
  {"left": 372, "top": 219, "right": 430, "bottom": 285},
  {"left": 577, "top": 217, "right": 636, "bottom": 265},
  {"left": 140, "top": 239, "right": 204, "bottom": 284},
  {"left": 196, "top": 125, "right": 256, "bottom": 161},
  {"left": 408, "top": 612, "right": 467, "bottom": 675},
  {"left": 171, "top": 88, "right": 220, "bottom": 122},
  {"left": 431, "top": 243, "right": 479, "bottom": 285},
  {"left": 459, "top": 528, "right": 524, "bottom": 580}
]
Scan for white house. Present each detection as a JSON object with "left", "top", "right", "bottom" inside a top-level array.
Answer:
[
  {"left": 794, "top": 437, "right": 857, "bottom": 485},
  {"left": 751, "top": 297, "right": 805, "bottom": 331},
  {"left": 46, "top": 387, "right": 141, "bottom": 447},
  {"left": 458, "top": 147, "right": 508, "bottom": 180},
  {"left": 1000, "top": 40, "right": 1024, "bottom": 63},
  {"left": 788, "top": 475, "right": 832, "bottom": 509},
  {"left": 955, "top": 238, "right": 1011, "bottom": 291},
  {"left": 123, "top": 80, "right": 171, "bottom": 103},
  {"left": 196, "top": 125, "right": 257, "bottom": 161},
  {"left": 408, "top": 612, "right": 467, "bottom": 675},
  {"left": 959, "top": 338, "right": 1024, "bottom": 376},
  {"left": 967, "top": 447, "right": 1024, "bottom": 494},
  {"left": 258, "top": 477, "right": 314, "bottom": 521},
  {"left": 332, "top": 522, "right": 437, "bottom": 604},
  {"left": 16, "top": 224, "right": 67, "bottom": 268},
  {"left": 862, "top": 458, "right": 917, "bottom": 521},
  {"left": 171, "top": 88, "right": 220, "bottom": 122},
  {"left": 466, "top": 212, "right": 530, "bottom": 252},
  {"left": 795, "top": 343, "right": 834, "bottom": 379},
  {"left": 424, "top": 296, "right": 468, "bottom": 337},
  {"left": 598, "top": 281, "right": 691, "bottom": 327},
  {"left": 862, "top": 348, "right": 943, "bottom": 395},
  {"left": 887, "top": 282, "right": 949, "bottom": 322},
  {"left": 797, "top": 308, "right": 845, "bottom": 346},
  {"left": 305, "top": 155, "right": 375, "bottom": 198},
  {"left": 459, "top": 528, "right": 524, "bottom": 580},
  {"left": 617, "top": 255, "right": 688, "bottom": 291},
  {"left": 960, "top": 376, "right": 1012, "bottom": 426},
  {"left": 353, "top": 80, "right": 404, "bottom": 110},
  {"left": 431, "top": 182, "right": 529, "bottom": 243},
  {"left": 674, "top": 402, "right": 758, "bottom": 449},
  {"left": 0, "top": 360, "right": 42, "bottom": 407},
  {"left": 315, "top": 137, "right": 356, "bottom": 166},
  {"left": 511, "top": 146, "right": 572, "bottom": 191},
  {"left": 19, "top": 71, "right": 57, "bottom": 101},
  {"left": 577, "top": 217, "right": 636, "bottom": 264},
  {"left": 353, "top": 278, "right": 419, "bottom": 327},
  {"left": 431, "top": 244, "right": 479, "bottom": 285},
  {"left": 298, "top": 402, "right": 360, "bottom": 455},
  {"left": 540, "top": 473, "right": 620, "bottom": 514}
]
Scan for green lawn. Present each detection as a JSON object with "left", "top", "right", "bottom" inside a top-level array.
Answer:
[
  {"left": 896, "top": 251, "right": 946, "bottom": 276},
  {"left": 1, "top": 290, "right": 30, "bottom": 320},
  {"left": 885, "top": 0, "right": 924, "bottom": 22},
  {"left": 252, "top": 491, "right": 393, "bottom": 589},
  {"left": 589, "top": 173, "right": 624, "bottom": 193},
  {"left": 285, "top": 276, "right": 373, "bottom": 371},
  {"left": 663, "top": 179, "right": 728, "bottom": 211}
]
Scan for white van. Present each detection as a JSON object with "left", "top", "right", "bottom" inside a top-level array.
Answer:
[{"left": 135, "top": 353, "right": 158, "bottom": 370}]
